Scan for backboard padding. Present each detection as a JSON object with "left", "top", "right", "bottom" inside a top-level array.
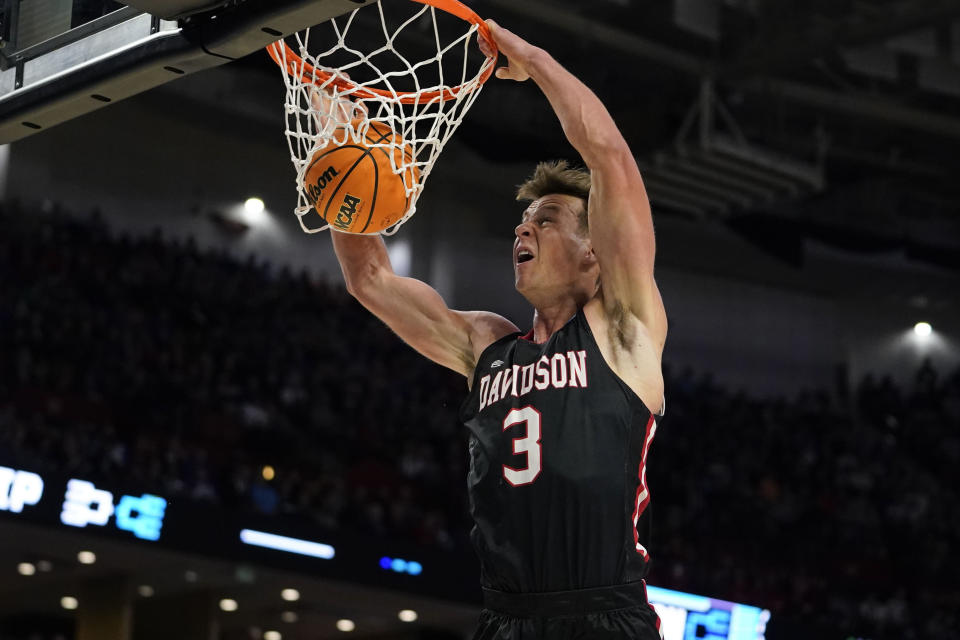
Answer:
[
  {"left": 122, "top": 0, "right": 282, "bottom": 21},
  {"left": 0, "top": 0, "right": 373, "bottom": 144}
]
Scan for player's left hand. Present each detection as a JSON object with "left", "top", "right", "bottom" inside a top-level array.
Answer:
[
  {"left": 482, "top": 20, "right": 535, "bottom": 82},
  {"left": 309, "top": 72, "right": 369, "bottom": 135}
]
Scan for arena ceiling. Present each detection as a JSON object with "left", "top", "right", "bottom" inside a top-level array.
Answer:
[
  {"left": 6, "top": 0, "right": 960, "bottom": 264},
  {"left": 450, "top": 0, "right": 960, "bottom": 259},
  {"left": 149, "top": 0, "right": 956, "bottom": 270}
]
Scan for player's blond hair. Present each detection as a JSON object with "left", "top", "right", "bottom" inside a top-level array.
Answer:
[{"left": 516, "top": 160, "right": 591, "bottom": 234}]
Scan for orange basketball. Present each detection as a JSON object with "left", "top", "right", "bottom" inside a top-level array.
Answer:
[{"left": 302, "top": 119, "right": 418, "bottom": 234}]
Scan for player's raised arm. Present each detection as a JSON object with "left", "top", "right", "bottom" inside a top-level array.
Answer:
[
  {"left": 483, "top": 22, "right": 664, "bottom": 330},
  {"left": 331, "top": 232, "right": 518, "bottom": 378},
  {"left": 311, "top": 77, "right": 516, "bottom": 378}
]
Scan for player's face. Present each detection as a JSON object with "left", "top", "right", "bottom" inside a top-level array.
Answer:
[{"left": 513, "top": 194, "right": 593, "bottom": 298}]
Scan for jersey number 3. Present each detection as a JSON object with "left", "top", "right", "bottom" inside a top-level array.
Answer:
[{"left": 502, "top": 406, "right": 542, "bottom": 486}]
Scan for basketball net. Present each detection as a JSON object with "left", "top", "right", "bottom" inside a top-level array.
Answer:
[{"left": 268, "top": 0, "right": 497, "bottom": 235}]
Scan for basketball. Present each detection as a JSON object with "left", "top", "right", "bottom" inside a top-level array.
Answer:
[{"left": 302, "top": 119, "right": 419, "bottom": 234}]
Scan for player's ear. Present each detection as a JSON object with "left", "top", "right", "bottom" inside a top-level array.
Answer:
[{"left": 582, "top": 242, "right": 598, "bottom": 268}]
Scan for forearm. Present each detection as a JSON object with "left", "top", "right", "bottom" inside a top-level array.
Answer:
[
  {"left": 522, "top": 44, "right": 655, "bottom": 257},
  {"left": 523, "top": 50, "right": 628, "bottom": 166},
  {"left": 330, "top": 231, "right": 393, "bottom": 295}
]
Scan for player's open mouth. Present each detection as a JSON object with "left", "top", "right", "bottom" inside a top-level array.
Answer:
[{"left": 517, "top": 249, "right": 534, "bottom": 264}]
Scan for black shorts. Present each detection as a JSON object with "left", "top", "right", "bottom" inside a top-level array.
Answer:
[{"left": 472, "top": 581, "right": 663, "bottom": 640}]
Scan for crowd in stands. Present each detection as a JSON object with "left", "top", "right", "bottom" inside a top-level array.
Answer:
[
  {"left": 653, "top": 367, "right": 960, "bottom": 639},
  {"left": 1, "top": 201, "right": 957, "bottom": 640}
]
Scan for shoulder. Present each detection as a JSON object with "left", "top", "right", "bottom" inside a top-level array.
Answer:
[{"left": 454, "top": 311, "right": 520, "bottom": 368}]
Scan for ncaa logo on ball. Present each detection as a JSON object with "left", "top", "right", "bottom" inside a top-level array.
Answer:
[{"left": 334, "top": 194, "right": 362, "bottom": 230}]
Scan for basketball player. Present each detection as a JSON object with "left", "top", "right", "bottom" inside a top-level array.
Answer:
[{"left": 328, "top": 20, "right": 667, "bottom": 640}]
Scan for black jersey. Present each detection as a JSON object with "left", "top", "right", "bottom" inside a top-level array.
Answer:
[{"left": 460, "top": 309, "right": 663, "bottom": 593}]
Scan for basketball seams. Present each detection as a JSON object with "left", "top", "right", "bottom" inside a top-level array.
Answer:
[
  {"left": 305, "top": 144, "right": 364, "bottom": 225},
  {"left": 304, "top": 121, "right": 418, "bottom": 233},
  {"left": 306, "top": 144, "right": 367, "bottom": 204},
  {"left": 366, "top": 126, "right": 418, "bottom": 219},
  {"left": 363, "top": 123, "right": 417, "bottom": 232},
  {"left": 366, "top": 123, "right": 394, "bottom": 146},
  {"left": 307, "top": 143, "right": 364, "bottom": 168},
  {"left": 320, "top": 146, "right": 373, "bottom": 229},
  {"left": 366, "top": 122, "right": 416, "bottom": 173},
  {"left": 359, "top": 153, "right": 379, "bottom": 233}
]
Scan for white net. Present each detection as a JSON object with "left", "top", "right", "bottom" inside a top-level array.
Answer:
[{"left": 269, "top": 0, "right": 497, "bottom": 235}]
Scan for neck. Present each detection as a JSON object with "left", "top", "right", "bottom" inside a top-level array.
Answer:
[{"left": 529, "top": 299, "right": 581, "bottom": 344}]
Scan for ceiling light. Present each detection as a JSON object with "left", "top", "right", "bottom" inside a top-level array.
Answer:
[
  {"left": 77, "top": 551, "right": 96, "bottom": 565},
  {"left": 914, "top": 321, "right": 932, "bottom": 337},
  {"left": 264, "top": 632, "right": 281, "bottom": 640},
  {"left": 219, "top": 598, "right": 239, "bottom": 612},
  {"left": 336, "top": 619, "right": 355, "bottom": 632},
  {"left": 61, "top": 596, "right": 79, "bottom": 610},
  {"left": 262, "top": 465, "right": 275, "bottom": 481},
  {"left": 37, "top": 560, "right": 53, "bottom": 572},
  {"left": 185, "top": 570, "right": 198, "bottom": 582},
  {"left": 398, "top": 609, "right": 418, "bottom": 622},
  {"left": 280, "top": 588, "right": 299, "bottom": 602},
  {"left": 242, "top": 198, "right": 269, "bottom": 227},
  {"left": 137, "top": 585, "right": 155, "bottom": 598},
  {"left": 280, "top": 611, "right": 298, "bottom": 624},
  {"left": 17, "top": 563, "right": 36, "bottom": 576}
]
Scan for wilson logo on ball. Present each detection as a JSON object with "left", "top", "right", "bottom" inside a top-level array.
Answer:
[
  {"left": 334, "top": 194, "right": 362, "bottom": 230},
  {"left": 305, "top": 166, "right": 339, "bottom": 205}
]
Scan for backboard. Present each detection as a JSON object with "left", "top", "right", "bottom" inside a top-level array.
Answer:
[{"left": 0, "top": 0, "right": 372, "bottom": 143}]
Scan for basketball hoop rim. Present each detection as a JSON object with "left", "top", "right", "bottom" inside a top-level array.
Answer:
[{"left": 266, "top": 0, "right": 497, "bottom": 104}]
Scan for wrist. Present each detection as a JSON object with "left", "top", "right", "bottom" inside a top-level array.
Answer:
[{"left": 522, "top": 47, "right": 552, "bottom": 79}]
